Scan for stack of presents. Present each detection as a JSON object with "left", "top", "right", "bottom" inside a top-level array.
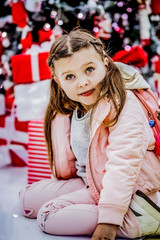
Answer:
[
  {"left": 0, "top": 50, "right": 53, "bottom": 184},
  {"left": 0, "top": 0, "right": 64, "bottom": 184}
]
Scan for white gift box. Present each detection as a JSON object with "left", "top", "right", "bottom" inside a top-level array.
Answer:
[
  {"left": 0, "top": 108, "right": 28, "bottom": 167},
  {"left": 14, "top": 80, "right": 50, "bottom": 121}
]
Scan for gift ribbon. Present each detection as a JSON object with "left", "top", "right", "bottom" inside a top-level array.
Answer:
[{"left": 31, "top": 53, "right": 40, "bottom": 81}]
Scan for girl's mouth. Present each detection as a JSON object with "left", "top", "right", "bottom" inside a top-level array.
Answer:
[{"left": 80, "top": 89, "right": 94, "bottom": 97}]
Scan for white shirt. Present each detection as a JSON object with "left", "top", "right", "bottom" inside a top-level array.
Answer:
[{"left": 71, "top": 109, "right": 91, "bottom": 185}]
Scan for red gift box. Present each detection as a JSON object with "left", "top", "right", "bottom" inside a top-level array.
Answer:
[
  {"left": 27, "top": 120, "right": 52, "bottom": 184},
  {"left": 11, "top": 52, "right": 51, "bottom": 84},
  {"left": 11, "top": 1, "right": 27, "bottom": 28},
  {"left": 0, "top": 107, "right": 28, "bottom": 167},
  {"left": 151, "top": 56, "right": 160, "bottom": 97}
]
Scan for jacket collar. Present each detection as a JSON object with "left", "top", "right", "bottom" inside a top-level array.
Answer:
[
  {"left": 90, "top": 97, "right": 111, "bottom": 142},
  {"left": 115, "top": 62, "right": 150, "bottom": 89}
]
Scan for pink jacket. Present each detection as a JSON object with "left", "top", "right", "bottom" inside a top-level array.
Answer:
[{"left": 51, "top": 90, "right": 160, "bottom": 227}]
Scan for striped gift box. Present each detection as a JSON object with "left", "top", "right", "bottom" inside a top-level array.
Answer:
[{"left": 27, "top": 120, "right": 52, "bottom": 184}]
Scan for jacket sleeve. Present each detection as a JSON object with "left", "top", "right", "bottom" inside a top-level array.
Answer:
[{"left": 98, "top": 90, "right": 155, "bottom": 226}]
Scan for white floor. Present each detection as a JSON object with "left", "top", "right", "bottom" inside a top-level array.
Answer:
[
  {"left": 0, "top": 165, "right": 159, "bottom": 240},
  {"left": 0, "top": 165, "right": 91, "bottom": 240}
]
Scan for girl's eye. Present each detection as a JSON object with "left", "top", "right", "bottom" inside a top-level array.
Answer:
[
  {"left": 86, "top": 67, "right": 94, "bottom": 74},
  {"left": 66, "top": 74, "right": 75, "bottom": 80}
]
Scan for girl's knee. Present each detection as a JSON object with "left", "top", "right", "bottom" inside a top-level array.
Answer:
[
  {"left": 37, "top": 198, "right": 71, "bottom": 234},
  {"left": 37, "top": 202, "right": 98, "bottom": 235},
  {"left": 19, "top": 179, "right": 54, "bottom": 219},
  {"left": 19, "top": 185, "right": 37, "bottom": 218},
  {"left": 37, "top": 201, "right": 56, "bottom": 233}
]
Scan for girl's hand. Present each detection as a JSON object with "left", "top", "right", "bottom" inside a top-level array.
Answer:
[{"left": 90, "top": 223, "right": 116, "bottom": 240}]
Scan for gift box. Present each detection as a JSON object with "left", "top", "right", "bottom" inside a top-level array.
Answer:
[
  {"left": 11, "top": 51, "right": 51, "bottom": 84},
  {"left": 27, "top": 120, "right": 52, "bottom": 184},
  {"left": 0, "top": 108, "right": 28, "bottom": 167},
  {"left": 14, "top": 80, "right": 50, "bottom": 121},
  {"left": 11, "top": 1, "right": 28, "bottom": 28}
]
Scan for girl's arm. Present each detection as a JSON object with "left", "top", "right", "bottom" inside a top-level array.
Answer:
[{"left": 97, "top": 91, "right": 155, "bottom": 228}]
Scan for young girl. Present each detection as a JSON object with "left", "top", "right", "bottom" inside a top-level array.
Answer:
[{"left": 19, "top": 28, "right": 160, "bottom": 240}]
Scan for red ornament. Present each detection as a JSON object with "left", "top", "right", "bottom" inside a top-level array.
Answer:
[
  {"left": 150, "top": 0, "right": 160, "bottom": 15},
  {"left": 11, "top": 1, "right": 28, "bottom": 28},
  {"left": 20, "top": 32, "right": 32, "bottom": 52},
  {"left": 38, "top": 24, "right": 53, "bottom": 44}
]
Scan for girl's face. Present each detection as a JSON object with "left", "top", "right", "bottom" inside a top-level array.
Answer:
[{"left": 54, "top": 47, "right": 107, "bottom": 111}]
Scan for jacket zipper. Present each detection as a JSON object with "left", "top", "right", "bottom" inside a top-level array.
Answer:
[{"left": 88, "top": 139, "right": 100, "bottom": 197}]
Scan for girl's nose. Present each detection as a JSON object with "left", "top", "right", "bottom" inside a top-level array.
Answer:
[{"left": 78, "top": 78, "right": 89, "bottom": 88}]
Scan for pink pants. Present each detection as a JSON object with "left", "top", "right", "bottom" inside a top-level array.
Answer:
[{"left": 19, "top": 177, "right": 142, "bottom": 238}]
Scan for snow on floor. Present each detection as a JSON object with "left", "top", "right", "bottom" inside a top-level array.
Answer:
[{"left": 0, "top": 165, "right": 159, "bottom": 240}]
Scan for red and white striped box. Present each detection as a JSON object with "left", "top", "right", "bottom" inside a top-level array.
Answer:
[{"left": 27, "top": 120, "right": 52, "bottom": 184}]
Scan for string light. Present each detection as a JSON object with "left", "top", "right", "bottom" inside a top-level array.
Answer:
[
  {"left": 126, "top": 7, "right": 132, "bottom": 13},
  {"left": 93, "top": 27, "right": 99, "bottom": 33},
  {"left": 124, "top": 45, "right": 131, "bottom": 51},
  {"left": 117, "top": 2, "right": 124, "bottom": 7},
  {"left": 122, "top": 14, "right": 128, "bottom": 20},
  {"left": 57, "top": 19, "right": 63, "bottom": 25},
  {"left": 114, "top": 26, "right": 120, "bottom": 32},
  {"left": 77, "top": 12, "right": 84, "bottom": 19},
  {"left": 50, "top": 10, "right": 57, "bottom": 19},
  {"left": 2, "top": 32, "right": 7, "bottom": 38},
  {"left": 112, "top": 22, "right": 118, "bottom": 28},
  {"left": 43, "top": 23, "right": 51, "bottom": 31}
]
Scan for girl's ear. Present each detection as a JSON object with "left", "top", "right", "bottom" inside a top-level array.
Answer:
[
  {"left": 54, "top": 75, "right": 60, "bottom": 85},
  {"left": 104, "top": 57, "right": 109, "bottom": 66}
]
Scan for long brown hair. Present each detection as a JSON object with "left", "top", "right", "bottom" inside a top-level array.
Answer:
[{"left": 44, "top": 28, "right": 126, "bottom": 171}]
